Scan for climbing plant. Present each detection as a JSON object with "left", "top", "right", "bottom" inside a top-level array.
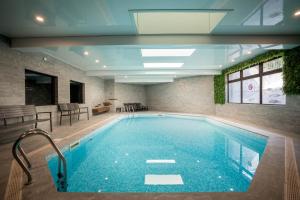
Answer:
[
  {"left": 214, "top": 46, "right": 300, "bottom": 104},
  {"left": 214, "top": 74, "right": 225, "bottom": 104},
  {"left": 283, "top": 47, "right": 300, "bottom": 95}
]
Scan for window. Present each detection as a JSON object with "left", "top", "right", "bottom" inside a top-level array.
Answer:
[
  {"left": 70, "top": 81, "right": 85, "bottom": 103},
  {"left": 227, "top": 138, "right": 260, "bottom": 180},
  {"left": 227, "top": 57, "right": 285, "bottom": 105},
  {"left": 229, "top": 81, "right": 241, "bottom": 103},
  {"left": 228, "top": 71, "right": 240, "bottom": 81},
  {"left": 25, "top": 70, "right": 57, "bottom": 106},
  {"left": 262, "top": 72, "right": 286, "bottom": 104},
  {"left": 243, "top": 78, "right": 260, "bottom": 103},
  {"left": 263, "top": 57, "right": 283, "bottom": 72},
  {"left": 243, "top": 65, "right": 259, "bottom": 77}
]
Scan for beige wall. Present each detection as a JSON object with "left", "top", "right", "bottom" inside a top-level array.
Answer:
[
  {"left": 114, "top": 83, "right": 146, "bottom": 107},
  {"left": 215, "top": 75, "right": 300, "bottom": 135},
  {"left": 1, "top": 41, "right": 299, "bottom": 135},
  {"left": 103, "top": 81, "right": 147, "bottom": 111},
  {"left": 0, "top": 42, "right": 105, "bottom": 129},
  {"left": 216, "top": 95, "right": 300, "bottom": 134},
  {"left": 146, "top": 76, "right": 216, "bottom": 115}
]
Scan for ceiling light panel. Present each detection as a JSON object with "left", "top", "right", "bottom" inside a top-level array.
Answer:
[
  {"left": 144, "top": 63, "right": 183, "bottom": 68},
  {"left": 141, "top": 49, "right": 195, "bottom": 57},
  {"left": 115, "top": 76, "right": 174, "bottom": 83},
  {"left": 133, "top": 11, "right": 227, "bottom": 34},
  {"left": 145, "top": 71, "right": 177, "bottom": 75}
]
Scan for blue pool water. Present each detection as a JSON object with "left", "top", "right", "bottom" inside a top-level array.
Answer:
[{"left": 47, "top": 114, "right": 268, "bottom": 192}]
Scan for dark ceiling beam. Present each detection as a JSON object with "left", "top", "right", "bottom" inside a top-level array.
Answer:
[{"left": 11, "top": 35, "right": 300, "bottom": 48}]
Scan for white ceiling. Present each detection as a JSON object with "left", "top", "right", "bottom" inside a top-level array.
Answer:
[
  {"left": 1, "top": 0, "right": 300, "bottom": 37},
  {"left": 1, "top": 0, "right": 300, "bottom": 83},
  {"left": 17, "top": 44, "right": 296, "bottom": 83}
]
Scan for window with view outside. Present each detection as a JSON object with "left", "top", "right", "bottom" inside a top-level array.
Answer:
[
  {"left": 243, "top": 65, "right": 259, "bottom": 77},
  {"left": 227, "top": 57, "right": 285, "bottom": 105},
  {"left": 262, "top": 72, "right": 286, "bottom": 105},
  {"left": 243, "top": 78, "right": 260, "bottom": 103},
  {"left": 263, "top": 57, "right": 283, "bottom": 72},
  {"left": 228, "top": 81, "right": 241, "bottom": 103},
  {"left": 228, "top": 71, "right": 240, "bottom": 81}
]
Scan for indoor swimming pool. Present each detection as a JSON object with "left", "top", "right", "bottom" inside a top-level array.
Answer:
[{"left": 47, "top": 114, "right": 268, "bottom": 193}]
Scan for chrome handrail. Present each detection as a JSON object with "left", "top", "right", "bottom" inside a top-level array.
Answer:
[
  {"left": 129, "top": 105, "right": 135, "bottom": 117},
  {"left": 130, "top": 105, "right": 135, "bottom": 113},
  {"left": 12, "top": 128, "right": 67, "bottom": 191}
]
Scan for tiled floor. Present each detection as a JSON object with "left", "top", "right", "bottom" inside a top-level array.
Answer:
[
  {"left": 1, "top": 111, "right": 299, "bottom": 200},
  {"left": 0, "top": 112, "right": 120, "bottom": 199}
]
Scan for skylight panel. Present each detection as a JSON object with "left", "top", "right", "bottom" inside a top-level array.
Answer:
[
  {"left": 133, "top": 11, "right": 228, "bottom": 34},
  {"left": 141, "top": 49, "right": 195, "bottom": 57},
  {"left": 145, "top": 71, "right": 177, "bottom": 75},
  {"left": 143, "top": 63, "right": 184, "bottom": 68}
]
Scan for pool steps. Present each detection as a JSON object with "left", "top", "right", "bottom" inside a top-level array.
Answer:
[
  {"left": 145, "top": 159, "right": 183, "bottom": 185},
  {"left": 69, "top": 140, "right": 80, "bottom": 150}
]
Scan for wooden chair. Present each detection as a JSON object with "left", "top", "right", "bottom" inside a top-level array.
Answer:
[
  {"left": 70, "top": 103, "right": 89, "bottom": 121},
  {"left": 0, "top": 105, "right": 52, "bottom": 132},
  {"left": 58, "top": 103, "right": 73, "bottom": 126},
  {"left": 58, "top": 103, "right": 89, "bottom": 126}
]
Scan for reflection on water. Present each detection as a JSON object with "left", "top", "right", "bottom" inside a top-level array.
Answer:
[
  {"left": 226, "top": 138, "right": 260, "bottom": 181},
  {"left": 47, "top": 116, "right": 267, "bottom": 192}
]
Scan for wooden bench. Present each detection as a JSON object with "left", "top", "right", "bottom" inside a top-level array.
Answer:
[
  {"left": 58, "top": 103, "right": 89, "bottom": 126},
  {"left": 92, "top": 106, "right": 110, "bottom": 115},
  {"left": 0, "top": 105, "right": 52, "bottom": 133}
]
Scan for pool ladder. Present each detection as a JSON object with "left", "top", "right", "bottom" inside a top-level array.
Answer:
[
  {"left": 12, "top": 128, "right": 67, "bottom": 192},
  {"left": 127, "top": 105, "right": 135, "bottom": 118}
]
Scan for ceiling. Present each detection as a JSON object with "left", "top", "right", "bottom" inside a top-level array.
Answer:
[
  {"left": 1, "top": 0, "right": 300, "bottom": 84},
  {"left": 1, "top": 0, "right": 300, "bottom": 36}
]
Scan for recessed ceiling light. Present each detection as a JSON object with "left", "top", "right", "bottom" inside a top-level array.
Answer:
[
  {"left": 219, "top": 65, "right": 223, "bottom": 68},
  {"left": 84, "top": 51, "right": 89, "bottom": 56},
  {"left": 294, "top": 10, "right": 300, "bottom": 16},
  {"left": 144, "top": 63, "right": 183, "bottom": 68},
  {"left": 103, "top": 65, "right": 107, "bottom": 68},
  {"left": 35, "top": 15, "right": 45, "bottom": 23},
  {"left": 231, "top": 59, "right": 235, "bottom": 62},
  {"left": 145, "top": 71, "right": 177, "bottom": 75},
  {"left": 141, "top": 49, "right": 195, "bottom": 57},
  {"left": 247, "top": 51, "right": 252, "bottom": 55},
  {"left": 95, "top": 59, "right": 99, "bottom": 63}
]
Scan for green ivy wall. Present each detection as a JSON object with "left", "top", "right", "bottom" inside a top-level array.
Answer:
[{"left": 214, "top": 46, "right": 300, "bottom": 104}]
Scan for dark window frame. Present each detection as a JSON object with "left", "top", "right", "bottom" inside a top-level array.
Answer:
[
  {"left": 25, "top": 69, "right": 58, "bottom": 106},
  {"left": 227, "top": 57, "right": 284, "bottom": 105},
  {"left": 70, "top": 80, "right": 85, "bottom": 104}
]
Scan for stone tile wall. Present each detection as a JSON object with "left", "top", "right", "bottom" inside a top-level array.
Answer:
[
  {"left": 216, "top": 96, "right": 300, "bottom": 134},
  {"left": 103, "top": 81, "right": 147, "bottom": 111},
  {"left": 0, "top": 42, "right": 105, "bottom": 130},
  {"left": 1, "top": 40, "right": 299, "bottom": 134},
  {"left": 146, "top": 76, "right": 216, "bottom": 115}
]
